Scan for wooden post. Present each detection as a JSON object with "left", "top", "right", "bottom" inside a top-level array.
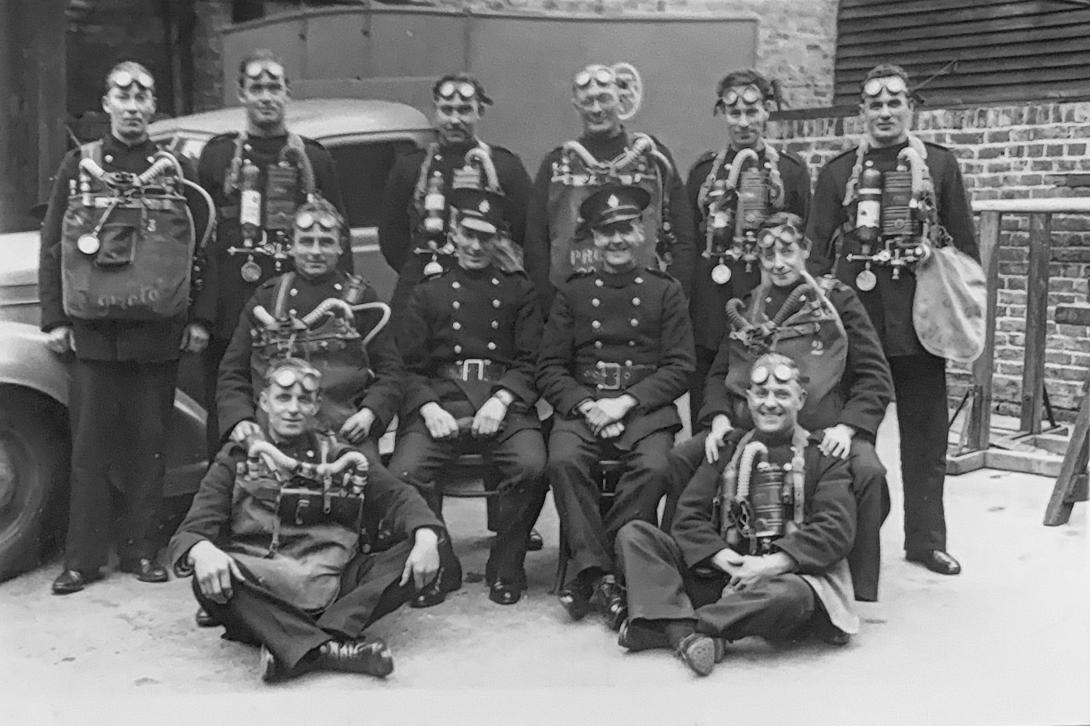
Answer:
[
  {"left": 967, "top": 210, "right": 1001, "bottom": 452},
  {"left": 1021, "top": 213, "right": 1051, "bottom": 433},
  {"left": 1044, "top": 378, "right": 1090, "bottom": 526}
]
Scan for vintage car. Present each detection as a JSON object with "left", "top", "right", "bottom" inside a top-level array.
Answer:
[{"left": 0, "top": 98, "right": 433, "bottom": 581}]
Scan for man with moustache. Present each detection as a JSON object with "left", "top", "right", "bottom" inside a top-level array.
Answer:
[
  {"left": 40, "top": 62, "right": 213, "bottom": 593},
  {"left": 686, "top": 69, "right": 811, "bottom": 427},
  {"left": 537, "top": 185, "right": 694, "bottom": 627},
  {"left": 523, "top": 63, "right": 696, "bottom": 313},
  {"left": 197, "top": 48, "right": 347, "bottom": 457},
  {"left": 615, "top": 353, "right": 858, "bottom": 677},
  {"left": 380, "top": 72, "right": 532, "bottom": 328},
  {"left": 806, "top": 63, "right": 977, "bottom": 576}
]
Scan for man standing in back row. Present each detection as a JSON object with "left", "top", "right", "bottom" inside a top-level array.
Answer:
[{"left": 806, "top": 63, "right": 978, "bottom": 576}]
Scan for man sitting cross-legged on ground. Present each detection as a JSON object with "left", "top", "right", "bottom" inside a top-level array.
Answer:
[
  {"left": 614, "top": 352, "right": 858, "bottom": 677},
  {"left": 168, "top": 358, "right": 445, "bottom": 683}
]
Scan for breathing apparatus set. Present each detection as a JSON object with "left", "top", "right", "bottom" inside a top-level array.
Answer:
[
  {"left": 222, "top": 132, "right": 318, "bottom": 283},
  {"left": 835, "top": 135, "right": 949, "bottom": 292},
  {"left": 61, "top": 142, "right": 212, "bottom": 320}
]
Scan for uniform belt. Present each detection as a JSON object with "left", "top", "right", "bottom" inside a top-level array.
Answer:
[
  {"left": 438, "top": 359, "right": 507, "bottom": 383},
  {"left": 578, "top": 363, "right": 656, "bottom": 391}
]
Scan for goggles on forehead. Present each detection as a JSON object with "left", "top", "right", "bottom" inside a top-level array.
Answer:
[
  {"left": 862, "top": 75, "right": 908, "bottom": 98},
  {"left": 720, "top": 84, "right": 764, "bottom": 107},
  {"left": 270, "top": 366, "right": 321, "bottom": 393},
  {"left": 574, "top": 66, "right": 617, "bottom": 89},
  {"left": 751, "top": 363, "right": 798, "bottom": 386},
  {"left": 109, "top": 69, "right": 155, "bottom": 92},
  {"left": 295, "top": 210, "right": 340, "bottom": 231},
  {"left": 437, "top": 80, "right": 478, "bottom": 102},
  {"left": 244, "top": 60, "right": 285, "bottom": 80},
  {"left": 757, "top": 223, "right": 804, "bottom": 249}
]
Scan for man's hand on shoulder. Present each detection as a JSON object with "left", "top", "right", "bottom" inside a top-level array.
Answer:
[
  {"left": 705, "top": 414, "right": 734, "bottom": 464},
  {"left": 340, "top": 408, "right": 377, "bottom": 444},
  {"left": 188, "top": 540, "right": 246, "bottom": 604},
  {"left": 819, "top": 423, "right": 856, "bottom": 461},
  {"left": 44, "top": 325, "right": 74, "bottom": 355},
  {"left": 400, "top": 527, "right": 441, "bottom": 591}
]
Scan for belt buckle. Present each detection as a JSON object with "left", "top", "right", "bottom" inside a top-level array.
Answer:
[
  {"left": 460, "top": 358, "right": 487, "bottom": 381},
  {"left": 596, "top": 361, "right": 622, "bottom": 391}
]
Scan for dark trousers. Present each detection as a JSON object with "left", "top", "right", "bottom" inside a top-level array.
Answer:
[
  {"left": 201, "top": 336, "right": 231, "bottom": 459},
  {"left": 660, "top": 432, "right": 890, "bottom": 602},
  {"left": 195, "top": 540, "right": 416, "bottom": 670},
  {"left": 387, "top": 428, "right": 547, "bottom": 585},
  {"left": 890, "top": 354, "right": 948, "bottom": 554},
  {"left": 687, "top": 345, "right": 717, "bottom": 432},
  {"left": 65, "top": 357, "right": 179, "bottom": 572},
  {"left": 615, "top": 520, "right": 815, "bottom": 640},
  {"left": 546, "top": 422, "right": 673, "bottom": 581}
]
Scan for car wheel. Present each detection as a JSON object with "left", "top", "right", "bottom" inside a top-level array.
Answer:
[{"left": 0, "top": 388, "right": 68, "bottom": 582}]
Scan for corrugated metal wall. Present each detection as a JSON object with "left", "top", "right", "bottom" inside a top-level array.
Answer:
[{"left": 835, "top": 0, "right": 1090, "bottom": 106}]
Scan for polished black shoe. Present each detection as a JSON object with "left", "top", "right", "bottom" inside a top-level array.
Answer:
[
  {"left": 676, "top": 633, "right": 720, "bottom": 677},
  {"left": 617, "top": 620, "right": 669, "bottom": 652},
  {"left": 488, "top": 579, "right": 522, "bottom": 606},
  {"left": 557, "top": 581, "right": 593, "bottom": 621},
  {"left": 315, "top": 638, "right": 394, "bottom": 678},
  {"left": 592, "top": 574, "right": 627, "bottom": 631},
  {"left": 120, "top": 558, "right": 169, "bottom": 583},
  {"left": 906, "top": 549, "right": 961, "bottom": 576},
  {"left": 410, "top": 579, "right": 447, "bottom": 609},
  {"left": 195, "top": 607, "right": 219, "bottom": 628},
  {"left": 526, "top": 529, "right": 544, "bottom": 552},
  {"left": 51, "top": 569, "right": 96, "bottom": 595}
]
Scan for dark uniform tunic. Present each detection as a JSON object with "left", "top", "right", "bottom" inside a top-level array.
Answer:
[
  {"left": 197, "top": 132, "right": 346, "bottom": 454},
  {"left": 806, "top": 140, "right": 977, "bottom": 556},
  {"left": 616, "top": 432, "right": 857, "bottom": 642},
  {"left": 168, "top": 432, "right": 443, "bottom": 671},
  {"left": 685, "top": 147, "right": 811, "bottom": 424},
  {"left": 683, "top": 279, "right": 893, "bottom": 600},
  {"left": 379, "top": 141, "right": 532, "bottom": 324},
  {"left": 39, "top": 134, "right": 212, "bottom": 573},
  {"left": 387, "top": 264, "right": 547, "bottom": 587},
  {"left": 523, "top": 129, "right": 697, "bottom": 313},
  {"left": 216, "top": 269, "right": 404, "bottom": 461},
  {"left": 537, "top": 266, "right": 695, "bottom": 581}
]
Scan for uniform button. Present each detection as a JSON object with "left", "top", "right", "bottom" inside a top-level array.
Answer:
[
  {"left": 289, "top": 309, "right": 297, "bottom": 316},
  {"left": 492, "top": 277, "right": 500, "bottom": 286},
  {"left": 628, "top": 340, "right": 636, "bottom": 347},
  {"left": 595, "top": 279, "right": 604, "bottom": 287},
  {"left": 454, "top": 344, "right": 462, "bottom": 354},
  {"left": 452, "top": 301, "right": 461, "bottom": 310},
  {"left": 244, "top": 144, "right": 252, "bottom": 151},
  {"left": 306, "top": 450, "right": 314, "bottom": 458},
  {"left": 630, "top": 318, "right": 639, "bottom": 327},
  {"left": 435, "top": 154, "right": 443, "bottom": 161},
  {"left": 635, "top": 276, "right": 644, "bottom": 284},
  {"left": 491, "top": 320, "right": 499, "bottom": 329},
  {"left": 334, "top": 283, "right": 343, "bottom": 291},
  {"left": 452, "top": 281, "right": 461, "bottom": 289},
  {"left": 592, "top": 320, "right": 601, "bottom": 329},
  {"left": 452, "top": 321, "right": 462, "bottom": 330},
  {"left": 594, "top": 341, "right": 603, "bottom": 349},
  {"left": 766, "top": 297, "right": 772, "bottom": 303},
  {"left": 104, "top": 154, "right": 114, "bottom": 163},
  {"left": 492, "top": 299, "right": 501, "bottom": 308},
  {"left": 592, "top": 298, "right": 600, "bottom": 307},
  {"left": 487, "top": 341, "right": 497, "bottom": 351},
  {"left": 289, "top": 288, "right": 298, "bottom": 296},
  {"left": 632, "top": 297, "right": 641, "bottom": 306},
  {"left": 624, "top": 359, "right": 633, "bottom": 366}
]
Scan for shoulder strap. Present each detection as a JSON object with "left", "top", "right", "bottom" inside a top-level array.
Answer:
[{"left": 273, "top": 272, "right": 296, "bottom": 319}]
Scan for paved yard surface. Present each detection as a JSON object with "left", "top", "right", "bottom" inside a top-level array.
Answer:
[{"left": 2, "top": 409, "right": 1088, "bottom": 725}]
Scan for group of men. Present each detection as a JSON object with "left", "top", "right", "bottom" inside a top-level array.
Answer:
[{"left": 38, "top": 49, "right": 978, "bottom": 681}]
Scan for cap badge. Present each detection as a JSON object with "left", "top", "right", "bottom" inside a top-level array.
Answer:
[
  {"left": 607, "top": 194, "right": 620, "bottom": 208},
  {"left": 479, "top": 200, "right": 490, "bottom": 213}
]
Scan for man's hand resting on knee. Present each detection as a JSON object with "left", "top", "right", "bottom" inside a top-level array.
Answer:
[
  {"left": 401, "top": 528, "right": 441, "bottom": 590},
  {"left": 187, "top": 540, "right": 247, "bottom": 604}
]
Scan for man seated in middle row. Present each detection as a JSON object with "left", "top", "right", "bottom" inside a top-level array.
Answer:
[{"left": 537, "top": 184, "right": 695, "bottom": 627}]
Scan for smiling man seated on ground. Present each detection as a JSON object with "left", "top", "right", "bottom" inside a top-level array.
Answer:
[
  {"left": 614, "top": 353, "right": 858, "bottom": 677},
  {"left": 168, "top": 358, "right": 445, "bottom": 683}
]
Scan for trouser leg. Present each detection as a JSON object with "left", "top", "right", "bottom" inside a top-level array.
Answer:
[
  {"left": 193, "top": 574, "right": 329, "bottom": 670},
  {"left": 202, "top": 337, "right": 230, "bottom": 460},
  {"left": 846, "top": 437, "right": 890, "bottom": 601},
  {"left": 546, "top": 423, "right": 609, "bottom": 578},
  {"left": 317, "top": 540, "right": 416, "bottom": 639},
  {"left": 891, "top": 354, "right": 948, "bottom": 553},
  {"left": 694, "top": 575, "right": 816, "bottom": 641},
  {"left": 117, "top": 359, "right": 179, "bottom": 561},
  {"left": 688, "top": 345, "right": 716, "bottom": 432},
  {"left": 614, "top": 520, "right": 696, "bottom": 623},
  {"left": 483, "top": 429, "right": 547, "bottom": 585},
  {"left": 660, "top": 433, "right": 708, "bottom": 532},
  {"left": 604, "top": 431, "right": 674, "bottom": 548},
  {"left": 64, "top": 359, "right": 122, "bottom": 573}
]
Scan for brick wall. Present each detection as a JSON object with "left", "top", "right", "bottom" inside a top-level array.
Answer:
[{"left": 769, "top": 102, "right": 1090, "bottom": 419}]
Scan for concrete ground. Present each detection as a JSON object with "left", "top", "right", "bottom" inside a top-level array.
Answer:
[{"left": 2, "top": 408, "right": 1089, "bottom": 726}]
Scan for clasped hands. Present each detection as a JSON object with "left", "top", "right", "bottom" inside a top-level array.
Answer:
[
  {"left": 710, "top": 547, "right": 795, "bottom": 594},
  {"left": 579, "top": 394, "right": 637, "bottom": 440},
  {"left": 420, "top": 395, "right": 509, "bottom": 441}
]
